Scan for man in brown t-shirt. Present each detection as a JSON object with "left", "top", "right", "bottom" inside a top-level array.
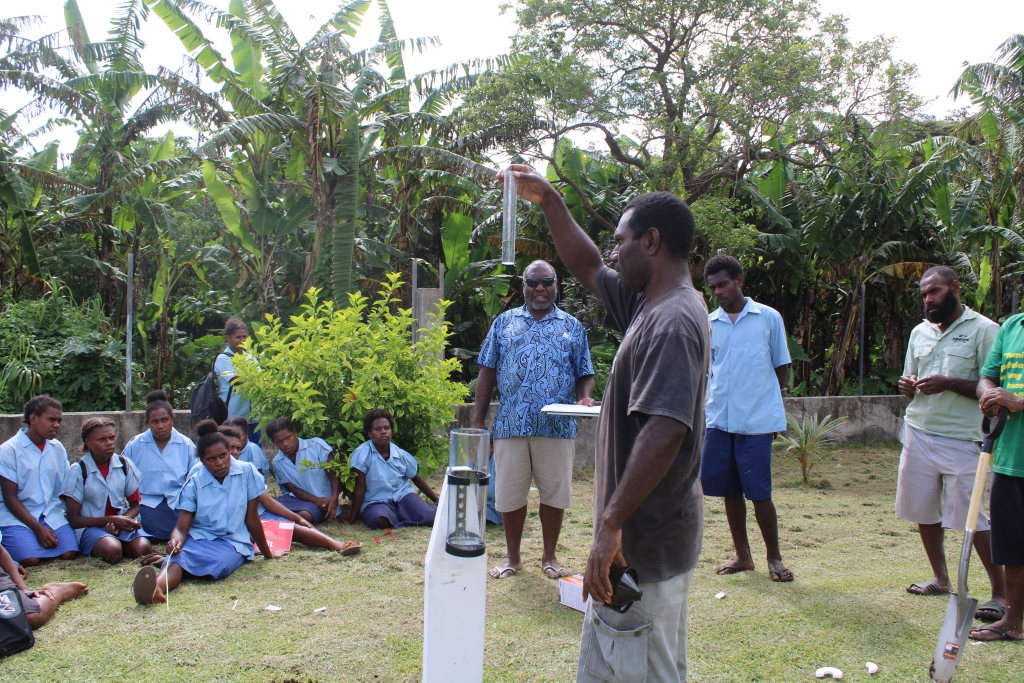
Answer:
[{"left": 505, "top": 165, "right": 708, "bottom": 683}]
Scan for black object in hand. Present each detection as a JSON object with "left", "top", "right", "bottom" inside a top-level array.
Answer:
[{"left": 608, "top": 565, "right": 643, "bottom": 613}]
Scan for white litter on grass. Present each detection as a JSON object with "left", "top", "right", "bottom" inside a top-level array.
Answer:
[
  {"left": 314, "top": 606, "right": 328, "bottom": 613},
  {"left": 971, "top": 640, "right": 987, "bottom": 647},
  {"left": 715, "top": 590, "right": 726, "bottom": 600},
  {"left": 815, "top": 667, "right": 843, "bottom": 679},
  {"left": 265, "top": 605, "right": 283, "bottom": 612},
  {"left": 865, "top": 662, "right": 878, "bottom": 674}
]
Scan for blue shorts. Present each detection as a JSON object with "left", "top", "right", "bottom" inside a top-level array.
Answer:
[
  {"left": 169, "top": 537, "right": 247, "bottom": 580},
  {"left": 361, "top": 492, "right": 437, "bottom": 529},
  {"left": 139, "top": 499, "right": 180, "bottom": 540},
  {"left": 248, "top": 424, "right": 262, "bottom": 447},
  {"left": 79, "top": 526, "right": 151, "bottom": 556},
  {"left": 0, "top": 517, "right": 79, "bottom": 563},
  {"left": 258, "top": 510, "right": 289, "bottom": 522},
  {"left": 700, "top": 428, "right": 774, "bottom": 500}
]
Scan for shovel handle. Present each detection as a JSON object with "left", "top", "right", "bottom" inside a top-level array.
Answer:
[{"left": 965, "top": 450, "right": 991, "bottom": 534}]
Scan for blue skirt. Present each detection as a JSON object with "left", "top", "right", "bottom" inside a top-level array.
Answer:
[
  {"left": 79, "top": 526, "right": 151, "bottom": 556},
  {"left": 274, "top": 495, "right": 325, "bottom": 525},
  {"left": 0, "top": 517, "right": 79, "bottom": 563},
  {"left": 361, "top": 492, "right": 437, "bottom": 529},
  {"left": 168, "top": 537, "right": 246, "bottom": 580},
  {"left": 139, "top": 499, "right": 179, "bottom": 540}
]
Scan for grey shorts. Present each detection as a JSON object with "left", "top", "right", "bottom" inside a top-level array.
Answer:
[
  {"left": 577, "top": 568, "right": 694, "bottom": 683},
  {"left": 896, "top": 425, "right": 990, "bottom": 532},
  {"left": 493, "top": 437, "right": 575, "bottom": 511},
  {"left": 0, "top": 569, "right": 41, "bottom": 614}
]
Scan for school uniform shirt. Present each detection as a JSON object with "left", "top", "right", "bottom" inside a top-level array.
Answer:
[
  {"left": 239, "top": 441, "right": 270, "bottom": 478},
  {"left": 706, "top": 298, "right": 791, "bottom": 435},
  {"left": 175, "top": 458, "right": 263, "bottom": 560},
  {"left": 350, "top": 440, "right": 418, "bottom": 513},
  {"left": 272, "top": 437, "right": 333, "bottom": 499},
  {"left": 61, "top": 452, "right": 143, "bottom": 543},
  {"left": 122, "top": 428, "right": 198, "bottom": 509},
  {"left": 215, "top": 348, "right": 252, "bottom": 420},
  {"left": 0, "top": 430, "right": 71, "bottom": 529}
]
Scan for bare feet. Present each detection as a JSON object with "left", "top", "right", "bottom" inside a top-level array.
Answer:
[
  {"left": 489, "top": 557, "right": 522, "bottom": 580},
  {"left": 768, "top": 558, "right": 793, "bottom": 582},
  {"left": 542, "top": 559, "right": 570, "bottom": 579},
  {"left": 41, "top": 582, "right": 89, "bottom": 602},
  {"left": 715, "top": 557, "right": 755, "bottom": 575}
]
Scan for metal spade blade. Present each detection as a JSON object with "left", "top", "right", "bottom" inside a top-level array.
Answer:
[{"left": 928, "top": 592, "right": 978, "bottom": 683}]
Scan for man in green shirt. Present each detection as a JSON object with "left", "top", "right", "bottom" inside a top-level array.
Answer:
[
  {"left": 976, "top": 312, "right": 1024, "bottom": 641},
  {"left": 897, "top": 267, "right": 1003, "bottom": 622}
]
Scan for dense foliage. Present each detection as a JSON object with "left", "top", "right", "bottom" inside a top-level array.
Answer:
[
  {"left": 1, "top": 1, "right": 1022, "bottom": 412},
  {"left": 233, "top": 275, "right": 468, "bottom": 491}
]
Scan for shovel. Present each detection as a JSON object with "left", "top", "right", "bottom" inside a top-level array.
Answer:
[{"left": 928, "top": 406, "right": 1008, "bottom": 683}]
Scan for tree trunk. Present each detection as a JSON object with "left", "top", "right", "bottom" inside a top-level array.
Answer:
[
  {"left": 992, "top": 236, "right": 1002, "bottom": 319},
  {"left": 824, "top": 283, "right": 862, "bottom": 396}
]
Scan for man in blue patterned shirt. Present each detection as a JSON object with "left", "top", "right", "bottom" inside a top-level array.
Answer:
[{"left": 474, "top": 260, "right": 595, "bottom": 580}]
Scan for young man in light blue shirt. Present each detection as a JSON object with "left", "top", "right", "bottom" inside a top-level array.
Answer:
[{"left": 702, "top": 255, "right": 793, "bottom": 582}]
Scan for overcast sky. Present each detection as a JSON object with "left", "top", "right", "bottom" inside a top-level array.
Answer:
[{"left": 3, "top": 0, "right": 1023, "bottom": 155}]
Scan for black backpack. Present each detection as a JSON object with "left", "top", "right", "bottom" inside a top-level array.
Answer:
[
  {"left": 189, "top": 353, "right": 233, "bottom": 426},
  {"left": 0, "top": 587, "right": 34, "bottom": 658}
]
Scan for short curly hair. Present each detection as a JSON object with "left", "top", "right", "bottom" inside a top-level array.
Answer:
[
  {"left": 363, "top": 409, "right": 395, "bottom": 438},
  {"left": 23, "top": 395, "right": 61, "bottom": 424},
  {"left": 704, "top": 254, "right": 744, "bottom": 280},
  {"left": 622, "top": 191, "right": 696, "bottom": 259}
]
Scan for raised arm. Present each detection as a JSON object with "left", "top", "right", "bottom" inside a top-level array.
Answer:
[{"left": 502, "top": 165, "right": 604, "bottom": 296}]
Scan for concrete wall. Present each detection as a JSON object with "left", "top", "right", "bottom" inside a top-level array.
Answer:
[{"left": 1, "top": 395, "right": 910, "bottom": 466}]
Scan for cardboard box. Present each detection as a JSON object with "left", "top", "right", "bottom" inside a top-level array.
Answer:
[
  {"left": 559, "top": 574, "right": 589, "bottom": 613},
  {"left": 261, "top": 520, "right": 294, "bottom": 558}
]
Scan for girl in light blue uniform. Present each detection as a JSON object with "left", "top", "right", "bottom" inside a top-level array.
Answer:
[
  {"left": 61, "top": 417, "right": 153, "bottom": 564},
  {"left": 0, "top": 396, "right": 79, "bottom": 565},
  {"left": 227, "top": 417, "right": 269, "bottom": 477},
  {"left": 132, "top": 420, "right": 272, "bottom": 605},
  {"left": 346, "top": 409, "right": 438, "bottom": 529},
  {"left": 265, "top": 417, "right": 340, "bottom": 525},
  {"left": 216, "top": 424, "right": 360, "bottom": 556},
  {"left": 122, "top": 390, "right": 198, "bottom": 539},
  {"left": 217, "top": 318, "right": 261, "bottom": 445}
]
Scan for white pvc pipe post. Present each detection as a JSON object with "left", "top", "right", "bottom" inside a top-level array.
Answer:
[{"left": 422, "top": 480, "right": 487, "bottom": 682}]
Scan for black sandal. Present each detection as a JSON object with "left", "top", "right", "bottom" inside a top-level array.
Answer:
[
  {"left": 976, "top": 600, "right": 1007, "bottom": 623},
  {"left": 906, "top": 580, "right": 949, "bottom": 596}
]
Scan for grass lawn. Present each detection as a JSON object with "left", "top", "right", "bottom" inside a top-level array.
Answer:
[{"left": 3, "top": 443, "right": 1022, "bottom": 682}]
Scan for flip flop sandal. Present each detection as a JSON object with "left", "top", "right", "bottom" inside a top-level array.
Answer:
[
  {"left": 543, "top": 564, "right": 570, "bottom": 579},
  {"left": 339, "top": 541, "right": 362, "bottom": 557},
  {"left": 715, "top": 565, "right": 753, "bottom": 575},
  {"left": 969, "top": 626, "right": 1024, "bottom": 642},
  {"left": 133, "top": 566, "right": 159, "bottom": 605},
  {"left": 907, "top": 580, "right": 949, "bottom": 596},
  {"left": 976, "top": 600, "right": 1007, "bottom": 623},
  {"left": 770, "top": 569, "right": 794, "bottom": 582},
  {"left": 138, "top": 554, "right": 164, "bottom": 567},
  {"left": 489, "top": 565, "right": 518, "bottom": 580}
]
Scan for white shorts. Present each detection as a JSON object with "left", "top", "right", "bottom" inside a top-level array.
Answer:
[
  {"left": 896, "top": 425, "right": 990, "bottom": 532},
  {"left": 493, "top": 436, "right": 575, "bottom": 511}
]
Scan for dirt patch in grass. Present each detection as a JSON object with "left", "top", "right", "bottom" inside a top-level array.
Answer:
[{"left": 4, "top": 444, "right": 1019, "bottom": 682}]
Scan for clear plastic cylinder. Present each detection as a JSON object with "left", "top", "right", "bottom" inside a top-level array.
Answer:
[
  {"left": 445, "top": 428, "right": 490, "bottom": 558},
  {"left": 501, "top": 168, "right": 517, "bottom": 266}
]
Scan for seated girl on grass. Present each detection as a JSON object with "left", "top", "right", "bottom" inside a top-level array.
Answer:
[
  {"left": 132, "top": 420, "right": 272, "bottom": 605},
  {"left": 345, "top": 409, "right": 439, "bottom": 530},
  {"left": 217, "top": 423, "right": 360, "bottom": 556},
  {"left": 61, "top": 417, "right": 153, "bottom": 564},
  {"left": 0, "top": 535, "right": 87, "bottom": 630},
  {"left": 122, "top": 390, "right": 197, "bottom": 540},
  {"left": 0, "top": 396, "right": 79, "bottom": 565},
  {"left": 226, "top": 416, "right": 270, "bottom": 477},
  {"left": 266, "top": 417, "right": 341, "bottom": 525}
]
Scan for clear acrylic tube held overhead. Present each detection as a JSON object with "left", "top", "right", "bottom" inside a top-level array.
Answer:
[{"left": 501, "top": 168, "right": 517, "bottom": 266}]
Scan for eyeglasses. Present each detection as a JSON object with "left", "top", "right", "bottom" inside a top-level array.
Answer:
[{"left": 524, "top": 277, "right": 556, "bottom": 288}]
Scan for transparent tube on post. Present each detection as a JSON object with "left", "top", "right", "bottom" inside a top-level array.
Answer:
[
  {"left": 445, "top": 428, "right": 489, "bottom": 558},
  {"left": 501, "top": 168, "right": 517, "bottom": 266}
]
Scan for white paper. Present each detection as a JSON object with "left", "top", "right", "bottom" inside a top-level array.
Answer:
[{"left": 540, "top": 404, "right": 601, "bottom": 417}]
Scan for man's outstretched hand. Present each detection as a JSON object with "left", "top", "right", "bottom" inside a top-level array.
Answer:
[{"left": 498, "top": 164, "right": 557, "bottom": 206}]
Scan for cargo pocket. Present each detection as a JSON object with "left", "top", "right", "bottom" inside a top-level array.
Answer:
[{"left": 582, "top": 604, "right": 653, "bottom": 683}]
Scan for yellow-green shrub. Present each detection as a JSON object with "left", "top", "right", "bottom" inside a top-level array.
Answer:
[{"left": 234, "top": 274, "right": 468, "bottom": 491}]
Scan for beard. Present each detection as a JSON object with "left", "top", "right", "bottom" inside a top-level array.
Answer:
[
  {"left": 527, "top": 295, "right": 553, "bottom": 311},
  {"left": 925, "top": 291, "right": 958, "bottom": 323}
]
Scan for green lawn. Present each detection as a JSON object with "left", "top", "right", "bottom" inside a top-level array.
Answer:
[{"left": 3, "top": 444, "right": 1021, "bottom": 682}]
